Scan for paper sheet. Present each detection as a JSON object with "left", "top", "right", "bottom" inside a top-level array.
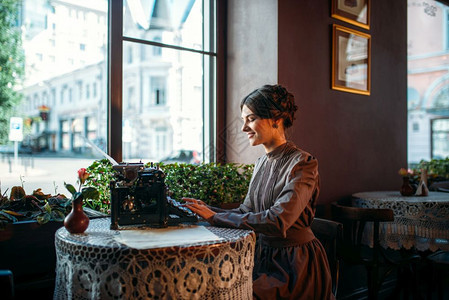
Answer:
[{"left": 114, "top": 225, "right": 223, "bottom": 249}]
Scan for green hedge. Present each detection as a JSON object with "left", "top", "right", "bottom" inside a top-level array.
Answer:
[
  {"left": 85, "top": 159, "right": 254, "bottom": 213},
  {"left": 160, "top": 162, "right": 253, "bottom": 207}
]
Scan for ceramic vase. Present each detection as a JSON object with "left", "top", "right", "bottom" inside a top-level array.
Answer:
[
  {"left": 64, "top": 195, "right": 89, "bottom": 234},
  {"left": 400, "top": 177, "right": 415, "bottom": 196}
]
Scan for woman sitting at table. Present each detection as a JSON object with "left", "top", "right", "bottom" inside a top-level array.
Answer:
[{"left": 184, "top": 84, "right": 334, "bottom": 300}]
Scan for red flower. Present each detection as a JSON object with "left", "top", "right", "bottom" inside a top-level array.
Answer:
[
  {"left": 398, "top": 168, "right": 415, "bottom": 178},
  {"left": 78, "top": 168, "right": 89, "bottom": 185}
]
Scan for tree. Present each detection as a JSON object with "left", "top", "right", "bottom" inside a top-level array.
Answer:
[{"left": 0, "top": 0, "right": 24, "bottom": 144}]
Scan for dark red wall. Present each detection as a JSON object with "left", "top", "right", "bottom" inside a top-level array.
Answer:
[{"left": 278, "top": 0, "right": 408, "bottom": 209}]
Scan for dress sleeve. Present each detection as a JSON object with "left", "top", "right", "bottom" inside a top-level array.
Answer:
[
  {"left": 209, "top": 154, "right": 319, "bottom": 238},
  {"left": 208, "top": 205, "right": 246, "bottom": 213}
]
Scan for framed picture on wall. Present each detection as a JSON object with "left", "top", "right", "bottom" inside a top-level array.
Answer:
[
  {"left": 332, "top": 24, "right": 371, "bottom": 95},
  {"left": 332, "top": 0, "right": 370, "bottom": 29}
]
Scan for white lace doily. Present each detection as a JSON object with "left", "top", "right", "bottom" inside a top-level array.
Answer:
[
  {"left": 54, "top": 218, "right": 256, "bottom": 299},
  {"left": 352, "top": 191, "right": 449, "bottom": 252}
]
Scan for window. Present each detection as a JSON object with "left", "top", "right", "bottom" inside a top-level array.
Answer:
[
  {"left": 116, "top": 0, "right": 217, "bottom": 162},
  {"left": 431, "top": 118, "right": 449, "bottom": 158},
  {"left": 407, "top": 0, "right": 449, "bottom": 163},
  {"left": 152, "top": 36, "right": 162, "bottom": 56},
  {"left": 150, "top": 77, "right": 166, "bottom": 105},
  {"left": 1, "top": 0, "right": 108, "bottom": 194},
  {"left": 127, "top": 46, "right": 133, "bottom": 64},
  {"left": 2, "top": 0, "right": 220, "bottom": 194},
  {"left": 51, "top": 88, "right": 56, "bottom": 106},
  {"left": 126, "top": 86, "right": 135, "bottom": 109}
]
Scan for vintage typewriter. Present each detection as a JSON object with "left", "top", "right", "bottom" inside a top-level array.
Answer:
[{"left": 110, "top": 162, "right": 198, "bottom": 229}]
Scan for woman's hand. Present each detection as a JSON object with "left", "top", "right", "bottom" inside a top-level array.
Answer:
[
  {"left": 182, "top": 197, "right": 206, "bottom": 206},
  {"left": 182, "top": 197, "right": 216, "bottom": 222}
]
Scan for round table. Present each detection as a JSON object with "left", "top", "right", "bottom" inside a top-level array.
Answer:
[
  {"left": 352, "top": 191, "right": 449, "bottom": 252},
  {"left": 54, "top": 218, "right": 256, "bottom": 299}
]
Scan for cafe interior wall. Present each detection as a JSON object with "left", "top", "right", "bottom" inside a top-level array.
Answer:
[{"left": 226, "top": 0, "right": 408, "bottom": 216}]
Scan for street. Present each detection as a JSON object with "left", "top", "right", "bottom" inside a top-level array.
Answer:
[{"left": 1, "top": 155, "right": 98, "bottom": 197}]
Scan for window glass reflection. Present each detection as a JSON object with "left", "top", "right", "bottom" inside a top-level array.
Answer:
[
  {"left": 122, "top": 42, "right": 207, "bottom": 163},
  {"left": 408, "top": 0, "right": 449, "bottom": 163},
  {"left": 2, "top": 0, "right": 108, "bottom": 194},
  {"left": 123, "top": 0, "right": 208, "bottom": 52}
]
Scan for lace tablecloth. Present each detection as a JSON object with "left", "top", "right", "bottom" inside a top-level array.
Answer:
[
  {"left": 54, "top": 218, "right": 256, "bottom": 299},
  {"left": 352, "top": 191, "right": 449, "bottom": 252}
]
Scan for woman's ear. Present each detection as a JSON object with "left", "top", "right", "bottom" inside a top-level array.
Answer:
[{"left": 271, "top": 119, "right": 281, "bottom": 129}]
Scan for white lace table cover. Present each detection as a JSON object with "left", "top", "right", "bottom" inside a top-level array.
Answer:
[
  {"left": 352, "top": 191, "right": 449, "bottom": 252},
  {"left": 54, "top": 218, "right": 256, "bottom": 300}
]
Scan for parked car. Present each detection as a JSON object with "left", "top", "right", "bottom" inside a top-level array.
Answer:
[{"left": 160, "top": 150, "right": 201, "bottom": 164}]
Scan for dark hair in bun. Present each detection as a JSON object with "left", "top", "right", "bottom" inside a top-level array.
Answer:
[{"left": 240, "top": 84, "right": 298, "bottom": 128}]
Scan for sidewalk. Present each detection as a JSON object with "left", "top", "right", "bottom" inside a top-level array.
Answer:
[
  {"left": 1, "top": 155, "right": 96, "bottom": 196},
  {"left": 1, "top": 158, "right": 46, "bottom": 179}
]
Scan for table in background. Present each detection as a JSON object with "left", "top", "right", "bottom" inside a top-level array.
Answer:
[
  {"left": 352, "top": 191, "right": 449, "bottom": 252},
  {"left": 54, "top": 218, "right": 256, "bottom": 299}
]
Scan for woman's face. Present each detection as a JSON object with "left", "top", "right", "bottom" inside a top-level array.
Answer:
[{"left": 241, "top": 105, "right": 280, "bottom": 149}]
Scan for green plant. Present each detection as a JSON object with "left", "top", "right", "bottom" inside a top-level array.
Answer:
[
  {"left": 0, "top": 169, "right": 100, "bottom": 225},
  {"left": 83, "top": 160, "right": 254, "bottom": 211},
  {"left": 85, "top": 159, "right": 115, "bottom": 214},
  {"left": 0, "top": 191, "right": 72, "bottom": 226},
  {"left": 64, "top": 167, "right": 100, "bottom": 206},
  {"left": 419, "top": 157, "right": 449, "bottom": 179},
  {"left": 409, "top": 157, "right": 449, "bottom": 186},
  {"left": 160, "top": 162, "right": 254, "bottom": 207}
]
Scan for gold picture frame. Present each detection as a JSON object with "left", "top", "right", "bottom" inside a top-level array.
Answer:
[
  {"left": 332, "top": 0, "right": 370, "bottom": 30},
  {"left": 332, "top": 24, "right": 371, "bottom": 95}
]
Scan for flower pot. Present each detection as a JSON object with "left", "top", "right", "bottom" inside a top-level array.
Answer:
[
  {"left": 64, "top": 196, "right": 89, "bottom": 234},
  {"left": 0, "top": 220, "right": 62, "bottom": 292}
]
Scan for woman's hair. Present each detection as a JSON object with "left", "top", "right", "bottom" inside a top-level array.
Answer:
[{"left": 240, "top": 84, "right": 298, "bottom": 128}]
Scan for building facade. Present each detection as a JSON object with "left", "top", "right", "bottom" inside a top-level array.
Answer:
[
  {"left": 408, "top": 0, "right": 449, "bottom": 163},
  {"left": 18, "top": 0, "right": 203, "bottom": 162}
]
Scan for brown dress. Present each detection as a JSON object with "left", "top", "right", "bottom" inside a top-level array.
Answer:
[{"left": 209, "top": 142, "right": 334, "bottom": 300}]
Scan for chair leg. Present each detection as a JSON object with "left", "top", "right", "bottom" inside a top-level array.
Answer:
[
  {"left": 366, "top": 265, "right": 380, "bottom": 300},
  {"left": 394, "top": 267, "right": 406, "bottom": 299},
  {"left": 437, "top": 267, "right": 443, "bottom": 300}
]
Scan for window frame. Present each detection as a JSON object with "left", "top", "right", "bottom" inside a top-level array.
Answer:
[{"left": 108, "top": 0, "right": 226, "bottom": 163}]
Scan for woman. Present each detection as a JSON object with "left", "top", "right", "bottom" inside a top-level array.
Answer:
[{"left": 184, "top": 84, "right": 334, "bottom": 300}]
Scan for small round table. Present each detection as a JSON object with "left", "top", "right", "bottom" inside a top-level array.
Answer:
[
  {"left": 54, "top": 218, "right": 256, "bottom": 299},
  {"left": 352, "top": 191, "right": 449, "bottom": 252}
]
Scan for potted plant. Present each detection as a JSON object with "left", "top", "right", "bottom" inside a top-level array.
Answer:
[
  {"left": 83, "top": 159, "right": 254, "bottom": 210},
  {"left": 160, "top": 162, "right": 254, "bottom": 208},
  {"left": 0, "top": 169, "right": 104, "bottom": 293},
  {"left": 0, "top": 183, "right": 72, "bottom": 294},
  {"left": 411, "top": 157, "right": 449, "bottom": 190},
  {"left": 85, "top": 159, "right": 115, "bottom": 214}
]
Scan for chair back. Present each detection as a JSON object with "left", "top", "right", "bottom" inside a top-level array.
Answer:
[
  {"left": 331, "top": 203, "right": 393, "bottom": 258},
  {"left": 331, "top": 202, "right": 420, "bottom": 300},
  {"left": 311, "top": 217, "right": 343, "bottom": 297}
]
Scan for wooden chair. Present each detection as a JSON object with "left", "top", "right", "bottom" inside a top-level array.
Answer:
[
  {"left": 0, "top": 270, "right": 14, "bottom": 300},
  {"left": 331, "top": 202, "right": 420, "bottom": 300},
  {"left": 311, "top": 217, "right": 343, "bottom": 297}
]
